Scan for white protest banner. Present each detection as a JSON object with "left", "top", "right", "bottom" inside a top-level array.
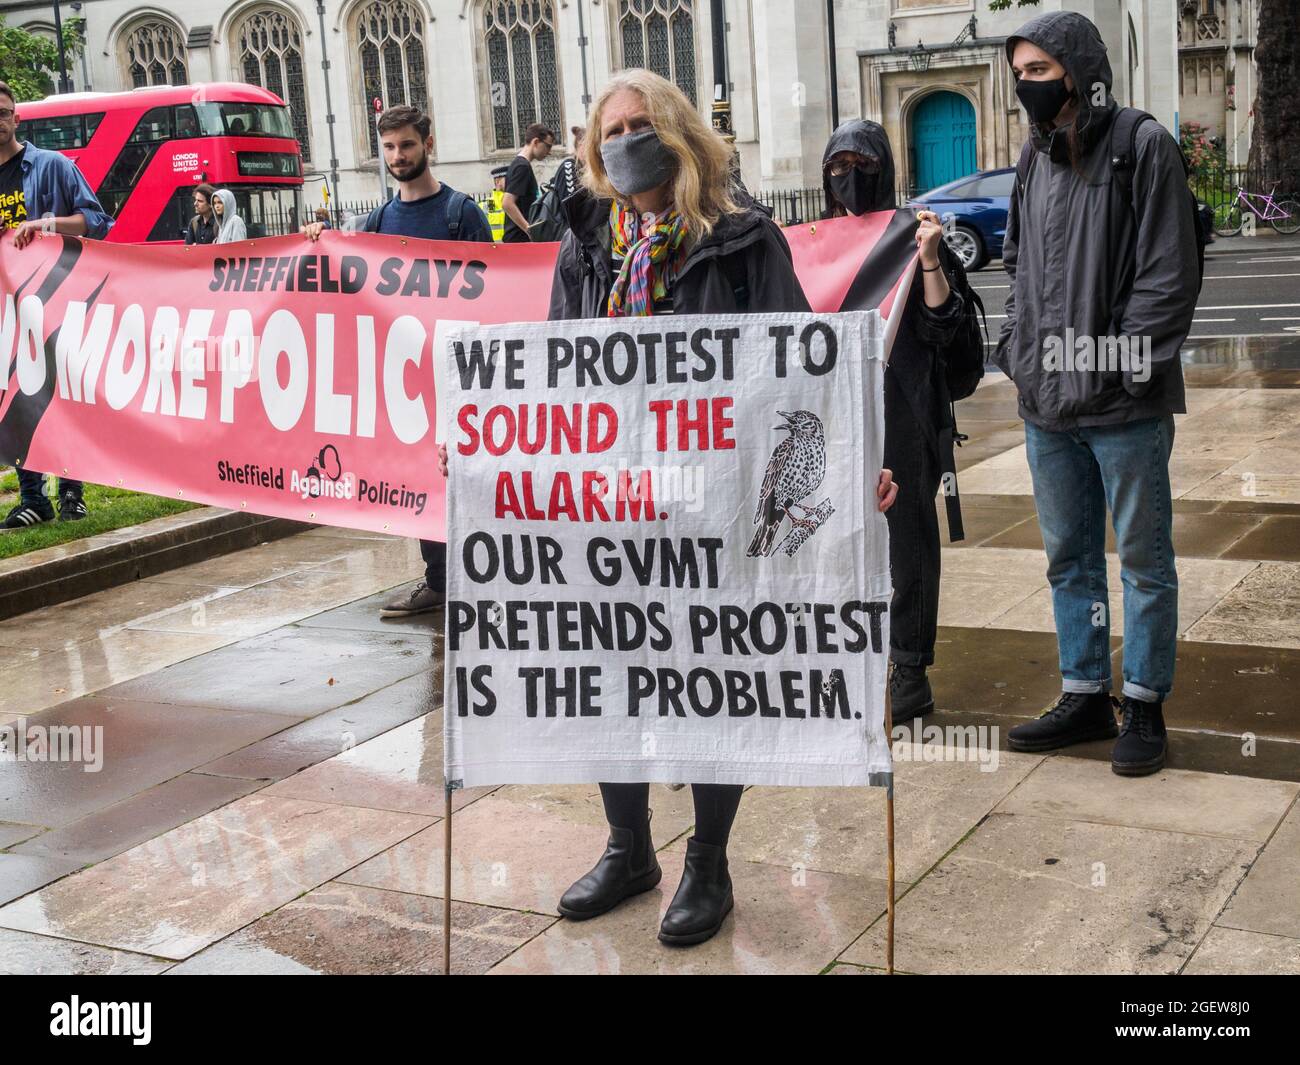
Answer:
[{"left": 443, "top": 311, "right": 892, "bottom": 789}]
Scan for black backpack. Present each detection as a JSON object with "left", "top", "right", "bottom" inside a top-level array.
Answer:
[
  {"left": 363, "top": 187, "right": 474, "bottom": 238},
  {"left": 527, "top": 175, "right": 568, "bottom": 242},
  {"left": 1015, "top": 108, "right": 1208, "bottom": 293},
  {"left": 935, "top": 239, "right": 987, "bottom": 402}
]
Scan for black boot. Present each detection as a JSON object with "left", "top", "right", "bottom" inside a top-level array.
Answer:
[
  {"left": 557, "top": 812, "right": 661, "bottom": 920},
  {"left": 889, "top": 663, "right": 934, "bottom": 722},
  {"left": 658, "top": 837, "right": 734, "bottom": 946},
  {"left": 1007, "top": 691, "right": 1118, "bottom": 752},
  {"left": 1112, "top": 697, "right": 1168, "bottom": 777}
]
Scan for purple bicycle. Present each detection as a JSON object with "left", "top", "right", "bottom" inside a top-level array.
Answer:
[{"left": 1213, "top": 182, "right": 1300, "bottom": 236}]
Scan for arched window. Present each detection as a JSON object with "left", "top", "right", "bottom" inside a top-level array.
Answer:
[
  {"left": 122, "top": 20, "right": 188, "bottom": 88},
  {"left": 351, "top": 0, "right": 430, "bottom": 159},
  {"left": 617, "top": 0, "right": 696, "bottom": 105},
  {"left": 234, "top": 8, "right": 312, "bottom": 162},
  {"left": 482, "top": 1, "right": 561, "bottom": 152}
]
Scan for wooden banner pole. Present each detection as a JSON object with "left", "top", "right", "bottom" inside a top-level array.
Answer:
[
  {"left": 443, "top": 785, "right": 453, "bottom": 976},
  {"left": 884, "top": 682, "right": 895, "bottom": 975}
]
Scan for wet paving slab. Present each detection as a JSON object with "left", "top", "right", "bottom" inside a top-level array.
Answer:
[
  {"left": 262, "top": 710, "right": 497, "bottom": 816},
  {"left": 0, "top": 853, "right": 85, "bottom": 906},
  {"left": 0, "top": 696, "right": 298, "bottom": 828},
  {"left": 1221, "top": 515, "right": 1300, "bottom": 561},
  {"left": 1183, "top": 927, "right": 1300, "bottom": 975},
  {"left": 1185, "top": 563, "right": 1300, "bottom": 648},
  {"left": 195, "top": 668, "right": 439, "bottom": 783},
  {"left": 993, "top": 758, "right": 1297, "bottom": 842},
  {"left": 687, "top": 748, "right": 1041, "bottom": 885},
  {"left": 0, "top": 793, "right": 433, "bottom": 960},
  {"left": 838, "top": 812, "right": 1257, "bottom": 975},
  {"left": 0, "top": 822, "right": 43, "bottom": 849},
  {"left": 164, "top": 882, "right": 553, "bottom": 975},
  {"left": 99, "top": 625, "right": 437, "bottom": 718},
  {"left": 9, "top": 772, "right": 263, "bottom": 867},
  {"left": 1216, "top": 802, "right": 1300, "bottom": 941},
  {"left": 0, "top": 630, "right": 231, "bottom": 719},
  {"left": 0, "top": 580, "right": 242, "bottom": 654},
  {"left": 0, "top": 927, "right": 172, "bottom": 975}
]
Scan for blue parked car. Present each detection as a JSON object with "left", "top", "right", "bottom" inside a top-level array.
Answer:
[{"left": 906, "top": 167, "right": 1014, "bottom": 271}]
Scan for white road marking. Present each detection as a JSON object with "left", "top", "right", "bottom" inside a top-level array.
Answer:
[
  {"left": 1186, "top": 332, "right": 1299, "bottom": 339},
  {"left": 1201, "top": 272, "right": 1300, "bottom": 280},
  {"left": 1260, "top": 316, "right": 1300, "bottom": 321},
  {"left": 1192, "top": 318, "right": 1236, "bottom": 322},
  {"left": 1196, "top": 303, "right": 1300, "bottom": 310}
]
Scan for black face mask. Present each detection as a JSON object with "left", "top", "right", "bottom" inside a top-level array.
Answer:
[
  {"left": 829, "top": 168, "right": 878, "bottom": 217},
  {"left": 1015, "top": 76, "right": 1073, "bottom": 126}
]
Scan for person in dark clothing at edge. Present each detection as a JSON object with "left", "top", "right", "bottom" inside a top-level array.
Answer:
[
  {"left": 304, "top": 103, "right": 492, "bottom": 618},
  {"left": 501, "top": 123, "right": 555, "bottom": 243},
  {"left": 536, "top": 68, "right": 900, "bottom": 947},
  {"left": 185, "top": 184, "right": 218, "bottom": 245},
  {"left": 997, "top": 13, "right": 1199, "bottom": 776},
  {"left": 821, "top": 119, "right": 978, "bottom": 721}
]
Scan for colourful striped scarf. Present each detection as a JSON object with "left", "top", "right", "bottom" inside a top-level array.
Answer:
[{"left": 606, "top": 201, "right": 687, "bottom": 317}]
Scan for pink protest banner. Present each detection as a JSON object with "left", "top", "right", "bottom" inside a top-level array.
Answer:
[
  {"left": 0, "top": 231, "right": 557, "bottom": 538},
  {"left": 0, "top": 212, "right": 913, "bottom": 538}
]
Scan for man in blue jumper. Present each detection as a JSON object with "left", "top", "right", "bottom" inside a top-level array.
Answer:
[{"left": 303, "top": 103, "right": 491, "bottom": 618}]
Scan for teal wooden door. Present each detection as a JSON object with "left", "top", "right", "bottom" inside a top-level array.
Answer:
[{"left": 911, "top": 91, "right": 977, "bottom": 193}]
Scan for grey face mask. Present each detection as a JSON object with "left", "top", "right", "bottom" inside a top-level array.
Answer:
[{"left": 599, "top": 128, "right": 676, "bottom": 196}]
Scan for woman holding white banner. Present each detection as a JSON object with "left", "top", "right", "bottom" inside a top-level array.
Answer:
[{"left": 531, "top": 69, "right": 900, "bottom": 947}]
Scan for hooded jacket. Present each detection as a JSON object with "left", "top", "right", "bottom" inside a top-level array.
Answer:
[
  {"left": 547, "top": 187, "right": 810, "bottom": 320},
  {"left": 821, "top": 120, "right": 897, "bottom": 216},
  {"left": 213, "top": 189, "right": 247, "bottom": 244},
  {"left": 820, "top": 120, "right": 976, "bottom": 538},
  {"left": 995, "top": 11, "right": 1199, "bottom": 431}
]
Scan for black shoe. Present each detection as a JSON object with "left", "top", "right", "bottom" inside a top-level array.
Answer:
[
  {"left": 658, "top": 837, "right": 734, "bottom": 946},
  {"left": 2, "top": 499, "right": 55, "bottom": 530},
  {"left": 1007, "top": 691, "right": 1118, "bottom": 753},
  {"left": 1112, "top": 697, "right": 1168, "bottom": 777},
  {"left": 57, "top": 493, "right": 87, "bottom": 522},
  {"left": 889, "top": 664, "right": 934, "bottom": 722},
  {"left": 557, "top": 812, "right": 661, "bottom": 920}
]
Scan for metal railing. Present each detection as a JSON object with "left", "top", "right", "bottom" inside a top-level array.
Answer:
[
  {"left": 1188, "top": 165, "right": 1291, "bottom": 210},
  {"left": 230, "top": 167, "right": 1296, "bottom": 241},
  {"left": 255, "top": 185, "right": 924, "bottom": 236}
]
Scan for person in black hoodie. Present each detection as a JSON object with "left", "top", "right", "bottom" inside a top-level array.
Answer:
[
  {"left": 538, "top": 70, "right": 900, "bottom": 947},
  {"left": 822, "top": 119, "right": 980, "bottom": 721},
  {"left": 997, "top": 13, "right": 1198, "bottom": 776}
]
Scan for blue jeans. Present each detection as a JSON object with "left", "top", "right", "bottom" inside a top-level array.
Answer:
[
  {"left": 18, "top": 469, "right": 82, "bottom": 508},
  {"left": 1024, "top": 416, "right": 1178, "bottom": 702}
]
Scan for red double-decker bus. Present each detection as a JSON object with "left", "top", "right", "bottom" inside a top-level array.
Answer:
[{"left": 15, "top": 83, "right": 304, "bottom": 243}]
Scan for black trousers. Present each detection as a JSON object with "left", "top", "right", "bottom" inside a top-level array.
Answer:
[
  {"left": 598, "top": 782, "right": 744, "bottom": 849},
  {"left": 883, "top": 371, "right": 942, "bottom": 668},
  {"left": 421, "top": 539, "right": 446, "bottom": 592}
]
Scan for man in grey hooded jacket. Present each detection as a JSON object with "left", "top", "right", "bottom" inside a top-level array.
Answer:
[{"left": 996, "top": 12, "right": 1199, "bottom": 776}]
